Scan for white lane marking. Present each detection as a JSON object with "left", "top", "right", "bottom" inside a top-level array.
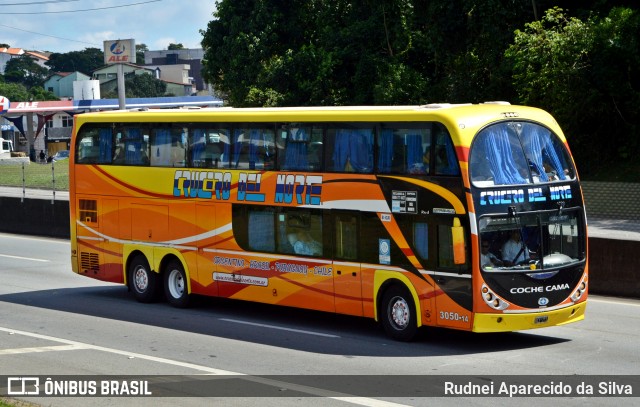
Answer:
[
  {"left": 220, "top": 318, "right": 341, "bottom": 338},
  {"left": 0, "top": 326, "right": 407, "bottom": 406},
  {"left": 0, "top": 253, "right": 50, "bottom": 262},
  {"left": 0, "top": 326, "right": 238, "bottom": 375},
  {"left": 0, "top": 344, "right": 89, "bottom": 355},
  {"left": 332, "top": 398, "right": 411, "bottom": 407}
]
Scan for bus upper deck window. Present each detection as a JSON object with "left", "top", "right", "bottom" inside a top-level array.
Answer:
[
  {"left": 470, "top": 122, "right": 575, "bottom": 187},
  {"left": 326, "top": 127, "right": 373, "bottom": 173}
]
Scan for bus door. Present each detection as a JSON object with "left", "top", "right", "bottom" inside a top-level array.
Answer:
[
  {"left": 331, "top": 211, "right": 363, "bottom": 316},
  {"left": 432, "top": 216, "right": 472, "bottom": 329}
]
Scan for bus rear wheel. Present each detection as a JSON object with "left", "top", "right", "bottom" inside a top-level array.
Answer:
[
  {"left": 129, "top": 255, "right": 161, "bottom": 303},
  {"left": 380, "top": 285, "right": 418, "bottom": 341},
  {"left": 164, "top": 259, "right": 190, "bottom": 308}
]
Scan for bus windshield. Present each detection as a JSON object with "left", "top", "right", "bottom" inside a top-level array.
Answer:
[
  {"left": 469, "top": 121, "right": 575, "bottom": 186},
  {"left": 479, "top": 208, "right": 585, "bottom": 272}
]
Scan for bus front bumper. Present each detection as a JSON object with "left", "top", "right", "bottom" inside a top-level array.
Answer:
[{"left": 472, "top": 302, "right": 586, "bottom": 333}]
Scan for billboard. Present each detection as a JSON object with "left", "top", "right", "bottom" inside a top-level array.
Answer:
[
  {"left": 103, "top": 39, "right": 136, "bottom": 64},
  {"left": 0, "top": 96, "right": 9, "bottom": 114}
]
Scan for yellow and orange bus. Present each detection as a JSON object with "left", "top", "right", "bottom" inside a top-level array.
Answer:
[{"left": 69, "top": 104, "right": 587, "bottom": 340}]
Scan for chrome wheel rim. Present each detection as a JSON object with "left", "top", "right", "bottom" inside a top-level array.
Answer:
[
  {"left": 389, "top": 296, "right": 410, "bottom": 329},
  {"left": 167, "top": 269, "right": 184, "bottom": 299},
  {"left": 133, "top": 266, "right": 148, "bottom": 292}
]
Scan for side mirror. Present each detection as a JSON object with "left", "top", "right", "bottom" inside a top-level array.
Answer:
[{"left": 451, "top": 217, "right": 466, "bottom": 265}]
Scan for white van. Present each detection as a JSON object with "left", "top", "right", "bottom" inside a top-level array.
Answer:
[{"left": 0, "top": 137, "right": 13, "bottom": 155}]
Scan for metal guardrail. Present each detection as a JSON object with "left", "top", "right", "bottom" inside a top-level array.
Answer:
[{"left": 0, "top": 159, "right": 69, "bottom": 203}]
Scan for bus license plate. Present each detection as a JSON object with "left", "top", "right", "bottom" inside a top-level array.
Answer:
[{"left": 534, "top": 316, "right": 549, "bottom": 324}]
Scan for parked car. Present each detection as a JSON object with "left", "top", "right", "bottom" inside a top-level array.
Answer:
[{"left": 52, "top": 150, "right": 70, "bottom": 162}]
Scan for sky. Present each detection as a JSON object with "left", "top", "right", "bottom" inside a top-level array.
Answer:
[{"left": 0, "top": 0, "right": 217, "bottom": 53}]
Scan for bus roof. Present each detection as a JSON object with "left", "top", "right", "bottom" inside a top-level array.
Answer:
[{"left": 74, "top": 103, "right": 564, "bottom": 146}]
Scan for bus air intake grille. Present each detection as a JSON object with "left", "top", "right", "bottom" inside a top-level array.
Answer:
[
  {"left": 80, "top": 252, "right": 100, "bottom": 274},
  {"left": 79, "top": 199, "right": 98, "bottom": 224}
]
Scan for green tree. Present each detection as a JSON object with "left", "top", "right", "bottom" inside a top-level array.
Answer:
[
  {"left": 168, "top": 43, "right": 185, "bottom": 50},
  {"left": 506, "top": 7, "right": 640, "bottom": 174},
  {"left": 45, "top": 48, "right": 104, "bottom": 75},
  {"left": 0, "top": 81, "right": 30, "bottom": 101},
  {"left": 202, "top": 0, "right": 424, "bottom": 106},
  {"left": 136, "top": 43, "right": 149, "bottom": 65},
  {"left": 4, "top": 55, "right": 49, "bottom": 88},
  {"left": 200, "top": 0, "right": 534, "bottom": 107},
  {"left": 0, "top": 81, "right": 57, "bottom": 101},
  {"left": 124, "top": 73, "right": 167, "bottom": 98},
  {"left": 28, "top": 87, "right": 58, "bottom": 101}
]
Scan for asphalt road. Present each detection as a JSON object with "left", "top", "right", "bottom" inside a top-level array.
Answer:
[{"left": 0, "top": 232, "right": 638, "bottom": 406}]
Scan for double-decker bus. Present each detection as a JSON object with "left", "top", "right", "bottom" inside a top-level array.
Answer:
[{"left": 69, "top": 104, "right": 587, "bottom": 341}]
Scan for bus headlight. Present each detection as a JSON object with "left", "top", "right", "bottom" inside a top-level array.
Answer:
[
  {"left": 570, "top": 274, "right": 588, "bottom": 302},
  {"left": 481, "top": 284, "right": 509, "bottom": 310}
]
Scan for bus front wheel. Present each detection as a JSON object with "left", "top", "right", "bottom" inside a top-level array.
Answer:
[
  {"left": 380, "top": 285, "right": 418, "bottom": 341},
  {"left": 129, "top": 255, "right": 161, "bottom": 303},
  {"left": 164, "top": 259, "right": 190, "bottom": 308}
]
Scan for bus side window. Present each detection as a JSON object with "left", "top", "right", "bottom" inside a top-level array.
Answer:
[
  {"left": 284, "top": 211, "right": 323, "bottom": 257},
  {"left": 277, "top": 125, "right": 323, "bottom": 172},
  {"left": 377, "top": 126, "right": 431, "bottom": 174},
  {"left": 76, "top": 126, "right": 110, "bottom": 164},
  {"left": 434, "top": 128, "right": 460, "bottom": 176},
  {"left": 326, "top": 127, "right": 373, "bottom": 173},
  {"left": 149, "top": 127, "right": 186, "bottom": 167},
  {"left": 234, "top": 128, "right": 275, "bottom": 170},
  {"left": 413, "top": 222, "right": 429, "bottom": 261},
  {"left": 113, "top": 130, "right": 125, "bottom": 164},
  {"left": 247, "top": 208, "right": 276, "bottom": 252},
  {"left": 97, "top": 128, "right": 113, "bottom": 164},
  {"left": 121, "top": 127, "right": 148, "bottom": 166},
  {"left": 150, "top": 128, "right": 172, "bottom": 167}
]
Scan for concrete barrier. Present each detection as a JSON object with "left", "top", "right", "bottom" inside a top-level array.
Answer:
[
  {"left": 0, "top": 197, "right": 70, "bottom": 238},
  {"left": 588, "top": 237, "right": 640, "bottom": 298},
  {"left": 0, "top": 197, "right": 636, "bottom": 299}
]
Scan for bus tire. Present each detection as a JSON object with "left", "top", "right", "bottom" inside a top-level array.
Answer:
[
  {"left": 380, "top": 284, "right": 418, "bottom": 341},
  {"left": 129, "top": 255, "right": 161, "bottom": 303},
  {"left": 164, "top": 259, "right": 190, "bottom": 308}
]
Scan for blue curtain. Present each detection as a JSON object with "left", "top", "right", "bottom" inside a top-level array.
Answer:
[
  {"left": 215, "top": 129, "right": 231, "bottom": 168},
  {"left": 331, "top": 129, "right": 373, "bottom": 172},
  {"left": 523, "top": 124, "right": 548, "bottom": 181},
  {"left": 442, "top": 138, "right": 460, "bottom": 175},
  {"left": 98, "top": 128, "right": 112, "bottom": 163},
  {"left": 284, "top": 128, "right": 309, "bottom": 170},
  {"left": 249, "top": 129, "right": 260, "bottom": 169},
  {"left": 483, "top": 127, "right": 527, "bottom": 185},
  {"left": 523, "top": 124, "right": 567, "bottom": 181},
  {"left": 406, "top": 134, "right": 424, "bottom": 173},
  {"left": 348, "top": 129, "right": 373, "bottom": 172},
  {"left": 331, "top": 129, "right": 350, "bottom": 171},
  {"left": 414, "top": 223, "right": 429, "bottom": 260},
  {"left": 233, "top": 129, "right": 243, "bottom": 168},
  {"left": 191, "top": 129, "right": 206, "bottom": 165},
  {"left": 125, "top": 128, "right": 143, "bottom": 165},
  {"left": 153, "top": 128, "right": 172, "bottom": 166},
  {"left": 378, "top": 129, "right": 394, "bottom": 173},
  {"left": 540, "top": 131, "right": 567, "bottom": 180}
]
